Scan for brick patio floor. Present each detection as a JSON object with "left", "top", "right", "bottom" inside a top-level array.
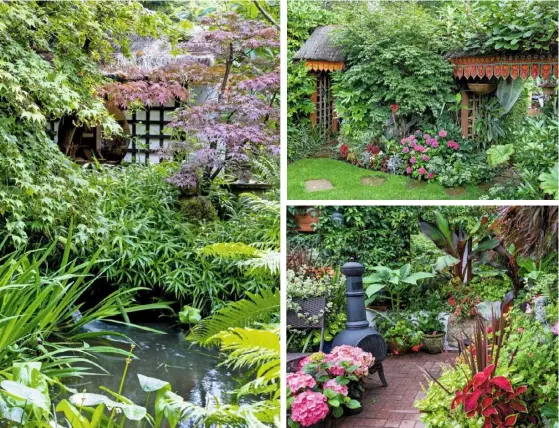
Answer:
[{"left": 333, "top": 351, "right": 458, "bottom": 428}]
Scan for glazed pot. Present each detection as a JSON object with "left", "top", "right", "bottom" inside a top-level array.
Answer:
[
  {"left": 422, "top": 331, "right": 445, "bottom": 354},
  {"left": 387, "top": 339, "right": 410, "bottom": 355},
  {"left": 467, "top": 82, "right": 497, "bottom": 95}
]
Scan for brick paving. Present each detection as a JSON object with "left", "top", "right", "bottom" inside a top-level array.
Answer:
[{"left": 333, "top": 351, "right": 458, "bottom": 428}]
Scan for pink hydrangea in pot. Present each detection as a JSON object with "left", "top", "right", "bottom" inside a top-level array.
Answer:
[{"left": 290, "top": 390, "right": 330, "bottom": 427}]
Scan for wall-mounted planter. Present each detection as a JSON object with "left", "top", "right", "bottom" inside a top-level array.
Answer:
[
  {"left": 467, "top": 83, "right": 497, "bottom": 95},
  {"left": 294, "top": 209, "right": 320, "bottom": 233}
]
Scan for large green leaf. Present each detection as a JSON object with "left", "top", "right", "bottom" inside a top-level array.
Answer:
[
  {"left": 486, "top": 144, "right": 515, "bottom": 166},
  {"left": 473, "top": 237, "right": 500, "bottom": 253},
  {"left": 1, "top": 380, "right": 49, "bottom": 411},
  {"left": 402, "top": 272, "right": 434, "bottom": 285},
  {"left": 539, "top": 163, "right": 558, "bottom": 199},
  {"left": 365, "top": 283, "right": 385, "bottom": 297},
  {"left": 496, "top": 78, "right": 524, "bottom": 114},
  {"left": 56, "top": 399, "right": 90, "bottom": 428},
  {"left": 138, "top": 374, "right": 170, "bottom": 392},
  {"left": 434, "top": 255, "right": 459, "bottom": 272}
]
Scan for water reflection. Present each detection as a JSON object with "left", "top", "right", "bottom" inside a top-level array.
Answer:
[{"left": 67, "top": 322, "right": 239, "bottom": 427}]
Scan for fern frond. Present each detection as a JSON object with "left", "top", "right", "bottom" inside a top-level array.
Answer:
[
  {"left": 239, "top": 250, "right": 280, "bottom": 276},
  {"left": 200, "top": 242, "right": 261, "bottom": 258},
  {"left": 187, "top": 289, "right": 280, "bottom": 345},
  {"left": 216, "top": 327, "right": 279, "bottom": 370}
]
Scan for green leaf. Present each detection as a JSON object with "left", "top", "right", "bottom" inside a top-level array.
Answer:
[
  {"left": 434, "top": 255, "right": 459, "bottom": 272},
  {"left": 1, "top": 380, "right": 49, "bottom": 411},
  {"left": 486, "top": 144, "right": 515, "bottom": 167},
  {"left": 178, "top": 305, "right": 201, "bottom": 325},
  {"left": 328, "top": 399, "right": 341, "bottom": 407},
  {"left": 346, "top": 399, "right": 361, "bottom": 409},
  {"left": 473, "top": 237, "right": 500, "bottom": 253},
  {"left": 55, "top": 399, "right": 90, "bottom": 428},
  {"left": 539, "top": 164, "right": 558, "bottom": 199},
  {"left": 138, "top": 374, "right": 170, "bottom": 392},
  {"left": 402, "top": 272, "right": 434, "bottom": 285},
  {"left": 332, "top": 405, "right": 344, "bottom": 418},
  {"left": 365, "top": 283, "right": 385, "bottom": 297}
]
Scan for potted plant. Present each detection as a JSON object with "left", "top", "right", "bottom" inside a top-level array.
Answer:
[
  {"left": 417, "top": 313, "right": 446, "bottom": 354},
  {"left": 286, "top": 346, "right": 375, "bottom": 427},
  {"left": 377, "top": 316, "right": 423, "bottom": 355},
  {"left": 290, "top": 207, "right": 320, "bottom": 233}
]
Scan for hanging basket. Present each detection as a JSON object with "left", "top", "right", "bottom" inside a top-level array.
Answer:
[
  {"left": 422, "top": 332, "right": 445, "bottom": 354},
  {"left": 467, "top": 83, "right": 497, "bottom": 95}
]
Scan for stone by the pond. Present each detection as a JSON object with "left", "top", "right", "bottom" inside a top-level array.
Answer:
[
  {"left": 447, "top": 315, "right": 477, "bottom": 349},
  {"left": 445, "top": 186, "right": 466, "bottom": 197},
  {"left": 305, "top": 179, "right": 334, "bottom": 192},
  {"left": 407, "top": 179, "right": 427, "bottom": 189},
  {"left": 361, "top": 176, "right": 386, "bottom": 186}
]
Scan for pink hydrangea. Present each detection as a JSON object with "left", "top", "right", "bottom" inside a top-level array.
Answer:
[
  {"left": 412, "top": 139, "right": 418, "bottom": 144},
  {"left": 287, "top": 372, "right": 316, "bottom": 394},
  {"left": 447, "top": 141, "right": 459, "bottom": 150},
  {"left": 328, "top": 364, "right": 345, "bottom": 376},
  {"left": 426, "top": 172, "right": 434, "bottom": 179},
  {"left": 415, "top": 145, "right": 425, "bottom": 153},
  {"left": 326, "top": 345, "right": 374, "bottom": 377},
  {"left": 418, "top": 167, "right": 426, "bottom": 175},
  {"left": 423, "top": 134, "right": 430, "bottom": 139},
  {"left": 552, "top": 322, "right": 558, "bottom": 336},
  {"left": 431, "top": 141, "right": 439, "bottom": 148},
  {"left": 421, "top": 155, "right": 429, "bottom": 161},
  {"left": 438, "top": 129, "right": 447, "bottom": 138},
  {"left": 401, "top": 139, "right": 407, "bottom": 145},
  {"left": 406, "top": 166, "right": 412, "bottom": 174},
  {"left": 409, "top": 157, "right": 417, "bottom": 164},
  {"left": 323, "top": 379, "right": 348, "bottom": 396},
  {"left": 298, "top": 356, "right": 312, "bottom": 371},
  {"left": 291, "top": 391, "right": 329, "bottom": 427},
  {"left": 402, "top": 147, "right": 410, "bottom": 153}
]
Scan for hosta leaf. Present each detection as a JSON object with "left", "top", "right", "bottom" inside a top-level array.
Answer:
[{"left": 486, "top": 144, "right": 515, "bottom": 166}]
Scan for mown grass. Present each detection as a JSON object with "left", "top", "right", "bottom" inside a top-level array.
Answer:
[{"left": 287, "top": 158, "right": 485, "bottom": 200}]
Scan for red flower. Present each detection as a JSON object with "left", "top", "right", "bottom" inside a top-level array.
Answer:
[
  {"left": 339, "top": 144, "right": 349, "bottom": 158},
  {"left": 412, "top": 345, "right": 422, "bottom": 352},
  {"left": 487, "top": 326, "right": 493, "bottom": 334},
  {"left": 391, "top": 103, "right": 399, "bottom": 113},
  {"left": 366, "top": 144, "right": 381, "bottom": 155},
  {"left": 392, "top": 350, "right": 399, "bottom": 355}
]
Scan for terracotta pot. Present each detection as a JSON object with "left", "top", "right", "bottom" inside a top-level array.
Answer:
[
  {"left": 387, "top": 339, "right": 410, "bottom": 355},
  {"left": 422, "top": 331, "right": 445, "bottom": 354},
  {"left": 467, "top": 82, "right": 497, "bottom": 95},
  {"left": 294, "top": 210, "right": 319, "bottom": 233}
]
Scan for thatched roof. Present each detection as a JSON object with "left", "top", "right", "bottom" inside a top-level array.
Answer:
[
  {"left": 101, "top": 36, "right": 214, "bottom": 77},
  {"left": 293, "top": 26, "right": 345, "bottom": 62}
]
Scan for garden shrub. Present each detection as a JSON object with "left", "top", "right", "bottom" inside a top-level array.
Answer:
[
  {"left": 333, "top": 2, "right": 455, "bottom": 134},
  {"left": 287, "top": 123, "right": 328, "bottom": 162},
  {"left": 178, "top": 197, "right": 218, "bottom": 223}
]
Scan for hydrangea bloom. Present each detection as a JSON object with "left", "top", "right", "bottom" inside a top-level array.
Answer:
[
  {"left": 409, "top": 157, "right": 417, "bottom": 164},
  {"left": 323, "top": 379, "right": 348, "bottom": 396},
  {"left": 402, "top": 147, "right": 410, "bottom": 153},
  {"left": 291, "top": 391, "right": 329, "bottom": 427},
  {"left": 326, "top": 345, "right": 374, "bottom": 377},
  {"left": 328, "top": 364, "right": 345, "bottom": 376},
  {"left": 406, "top": 166, "right": 412, "bottom": 174},
  {"left": 439, "top": 129, "right": 447, "bottom": 138},
  {"left": 431, "top": 141, "right": 439, "bottom": 148},
  {"left": 298, "top": 356, "right": 312, "bottom": 371},
  {"left": 423, "top": 134, "right": 430, "bottom": 139},
  {"left": 426, "top": 172, "right": 434, "bottom": 179},
  {"left": 552, "top": 322, "right": 558, "bottom": 335},
  {"left": 418, "top": 167, "right": 426, "bottom": 175},
  {"left": 287, "top": 372, "right": 316, "bottom": 394},
  {"left": 447, "top": 141, "right": 459, "bottom": 150}
]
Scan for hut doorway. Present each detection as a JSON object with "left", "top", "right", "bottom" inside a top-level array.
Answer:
[
  {"left": 311, "top": 71, "right": 338, "bottom": 134},
  {"left": 57, "top": 102, "right": 131, "bottom": 164}
]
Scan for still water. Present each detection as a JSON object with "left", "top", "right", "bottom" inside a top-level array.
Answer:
[{"left": 67, "top": 321, "right": 240, "bottom": 427}]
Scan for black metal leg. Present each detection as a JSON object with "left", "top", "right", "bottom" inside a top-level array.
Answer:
[{"left": 378, "top": 363, "right": 388, "bottom": 387}]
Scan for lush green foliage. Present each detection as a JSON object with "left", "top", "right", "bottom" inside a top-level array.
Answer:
[
  {"left": 443, "top": 0, "right": 558, "bottom": 53},
  {"left": 287, "top": 123, "right": 328, "bottom": 163},
  {"left": 333, "top": 3, "right": 455, "bottom": 134}
]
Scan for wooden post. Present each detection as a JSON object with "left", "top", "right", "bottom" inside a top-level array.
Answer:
[
  {"left": 460, "top": 90, "right": 469, "bottom": 138},
  {"left": 310, "top": 72, "right": 317, "bottom": 126}
]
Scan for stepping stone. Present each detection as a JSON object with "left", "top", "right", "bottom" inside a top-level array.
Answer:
[
  {"left": 305, "top": 179, "right": 334, "bottom": 192},
  {"left": 361, "top": 176, "right": 386, "bottom": 186},
  {"left": 445, "top": 186, "right": 466, "bottom": 197},
  {"left": 407, "top": 180, "right": 427, "bottom": 189},
  {"left": 478, "top": 182, "right": 493, "bottom": 191}
]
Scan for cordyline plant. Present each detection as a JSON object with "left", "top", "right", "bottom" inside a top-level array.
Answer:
[
  {"left": 419, "top": 211, "right": 521, "bottom": 296},
  {"left": 166, "top": 12, "right": 280, "bottom": 190},
  {"left": 421, "top": 310, "right": 528, "bottom": 427}
]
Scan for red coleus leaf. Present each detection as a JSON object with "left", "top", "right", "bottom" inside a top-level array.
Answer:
[
  {"left": 481, "top": 397, "right": 493, "bottom": 410},
  {"left": 510, "top": 399, "right": 527, "bottom": 413},
  {"left": 473, "top": 370, "right": 489, "bottom": 388},
  {"left": 505, "top": 413, "right": 519, "bottom": 426},
  {"left": 451, "top": 394, "right": 464, "bottom": 410},
  {"left": 490, "top": 376, "right": 514, "bottom": 393},
  {"left": 483, "top": 364, "right": 495, "bottom": 378},
  {"left": 483, "top": 417, "right": 493, "bottom": 428},
  {"left": 513, "top": 385, "right": 527, "bottom": 396},
  {"left": 482, "top": 406, "right": 498, "bottom": 417},
  {"left": 464, "top": 389, "right": 483, "bottom": 413}
]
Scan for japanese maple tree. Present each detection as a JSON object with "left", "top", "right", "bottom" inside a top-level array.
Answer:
[{"left": 165, "top": 12, "right": 280, "bottom": 190}]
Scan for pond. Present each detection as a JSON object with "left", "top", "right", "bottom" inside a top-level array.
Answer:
[{"left": 67, "top": 321, "right": 239, "bottom": 427}]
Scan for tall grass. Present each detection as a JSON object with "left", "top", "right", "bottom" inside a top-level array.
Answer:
[{"left": 0, "top": 227, "right": 171, "bottom": 378}]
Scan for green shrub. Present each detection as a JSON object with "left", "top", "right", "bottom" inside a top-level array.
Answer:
[
  {"left": 178, "top": 197, "right": 218, "bottom": 223},
  {"left": 287, "top": 123, "right": 327, "bottom": 162}
]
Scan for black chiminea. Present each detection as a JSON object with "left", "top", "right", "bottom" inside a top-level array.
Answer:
[{"left": 332, "top": 261, "right": 388, "bottom": 386}]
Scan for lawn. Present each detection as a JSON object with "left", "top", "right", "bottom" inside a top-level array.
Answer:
[{"left": 287, "top": 158, "right": 486, "bottom": 200}]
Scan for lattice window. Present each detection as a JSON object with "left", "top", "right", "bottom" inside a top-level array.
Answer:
[
  {"left": 465, "top": 91, "right": 483, "bottom": 138},
  {"left": 315, "top": 71, "right": 334, "bottom": 133}
]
